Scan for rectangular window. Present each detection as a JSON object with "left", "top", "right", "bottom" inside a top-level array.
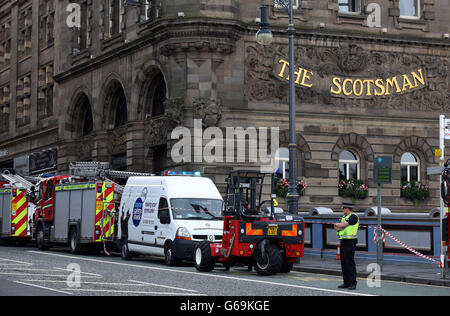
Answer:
[
  {"left": 0, "top": 21, "right": 11, "bottom": 69},
  {"left": 38, "top": 65, "right": 54, "bottom": 118},
  {"left": 108, "top": 0, "right": 122, "bottom": 36},
  {"left": 401, "top": 165, "right": 408, "bottom": 183},
  {"left": 399, "top": 0, "right": 420, "bottom": 18},
  {"left": 0, "top": 85, "right": 10, "bottom": 133},
  {"left": 338, "top": 0, "right": 362, "bottom": 13},
  {"left": 39, "top": 0, "right": 55, "bottom": 47},
  {"left": 274, "top": 0, "right": 300, "bottom": 10}
]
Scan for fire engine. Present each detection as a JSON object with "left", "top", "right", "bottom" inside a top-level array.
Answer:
[
  {"left": 30, "top": 162, "right": 153, "bottom": 253},
  {"left": 440, "top": 160, "right": 450, "bottom": 271},
  {"left": 0, "top": 171, "right": 35, "bottom": 241},
  {"left": 0, "top": 162, "right": 152, "bottom": 253},
  {"left": 193, "top": 170, "right": 305, "bottom": 276}
]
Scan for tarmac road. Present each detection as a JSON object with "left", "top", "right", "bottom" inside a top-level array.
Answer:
[{"left": 0, "top": 245, "right": 448, "bottom": 297}]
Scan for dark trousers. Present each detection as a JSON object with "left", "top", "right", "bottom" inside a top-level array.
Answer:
[{"left": 340, "top": 239, "right": 357, "bottom": 286}]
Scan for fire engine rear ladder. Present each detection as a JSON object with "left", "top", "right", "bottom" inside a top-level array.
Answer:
[
  {"left": 1, "top": 170, "right": 35, "bottom": 191},
  {"left": 69, "top": 162, "right": 153, "bottom": 195}
]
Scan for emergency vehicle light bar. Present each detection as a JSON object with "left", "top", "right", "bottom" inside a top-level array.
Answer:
[{"left": 164, "top": 171, "right": 202, "bottom": 177}]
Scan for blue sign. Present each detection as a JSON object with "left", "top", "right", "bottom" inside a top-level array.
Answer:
[{"left": 132, "top": 198, "right": 143, "bottom": 227}]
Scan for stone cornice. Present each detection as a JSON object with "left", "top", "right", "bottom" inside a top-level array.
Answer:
[{"left": 54, "top": 18, "right": 246, "bottom": 83}]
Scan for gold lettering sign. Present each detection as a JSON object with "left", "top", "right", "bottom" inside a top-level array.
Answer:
[{"left": 276, "top": 59, "right": 426, "bottom": 98}]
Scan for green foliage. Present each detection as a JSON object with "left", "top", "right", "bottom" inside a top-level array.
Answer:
[
  {"left": 274, "top": 177, "right": 308, "bottom": 198},
  {"left": 338, "top": 179, "right": 368, "bottom": 202},
  {"left": 401, "top": 181, "right": 430, "bottom": 206}
]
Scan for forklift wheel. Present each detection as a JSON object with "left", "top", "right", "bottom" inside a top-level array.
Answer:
[
  {"left": 194, "top": 241, "right": 216, "bottom": 272},
  {"left": 253, "top": 242, "right": 283, "bottom": 276},
  {"left": 280, "top": 261, "right": 294, "bottom": 273}
]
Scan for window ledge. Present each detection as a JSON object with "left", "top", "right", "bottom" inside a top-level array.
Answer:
[{"left": 337, "top": 12, "right": 366, "bottom": 19}]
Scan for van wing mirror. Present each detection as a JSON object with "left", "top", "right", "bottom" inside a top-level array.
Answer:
[{"left": 159, "top": 210, "right": 171, "bottom": 224}]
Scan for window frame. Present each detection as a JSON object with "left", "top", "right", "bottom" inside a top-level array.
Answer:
[
  {"left": 339, "top": 150, "right": 360, "bottom": 181},
  {"left": 275, "top": 147, "right": 290, "bottom": 180},
  {"left": 338, "top": 0, "right": 363, "bottom": 14},
  {"left": 273, "top": 0, "right": 300, "bottom": 10},
  {"left": 399, "top": 0, "right": 421, "bottom": 20},
  {"left": 401, "top": 152, "right": 420, "bottom": 182}
]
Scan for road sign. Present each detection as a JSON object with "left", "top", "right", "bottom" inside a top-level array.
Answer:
[
  {"left": 444, "top": 119, "right": 450, "bottom": 140},
  {"left": 374, "top": 156, "right": 392, "bottom": 184},
  {"left": 427, "top": 166, "right": 444, "bottom": 176}
]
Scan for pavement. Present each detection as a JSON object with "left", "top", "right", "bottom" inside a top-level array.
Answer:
[{"left": 294, "top": 253, "right": 450, "bottom": 287}]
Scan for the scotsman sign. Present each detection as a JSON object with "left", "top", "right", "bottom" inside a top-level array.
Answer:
[{"left": 277, "top": 59, "right": 426, "bottom": 98}]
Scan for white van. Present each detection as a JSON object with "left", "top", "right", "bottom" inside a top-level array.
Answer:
[{"left": 118, "top": 174, "right": 224, "bottom": 266}]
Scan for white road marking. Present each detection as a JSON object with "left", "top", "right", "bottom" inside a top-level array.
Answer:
[
  {"left": 27, "top": 250, "right": 374, "bottom": 296},
  {"left": 128, "top": 279, "right": 199, "bottom": 293},
  {"left": 0, "top": 258, "right": 32, "bottom": 266},
  {"left": 0, "top": 272, "right": 102, "bottom": 278},
  {"left": 60, "top": 288, "right": 206, "bottom": 296},
  {"left": 53, "top": 267, "right": 102, "bottom": 277},
  {"left": 14, "top": 280, "right": 72, "bottom": 295}
]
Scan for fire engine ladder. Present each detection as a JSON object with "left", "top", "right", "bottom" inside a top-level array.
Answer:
[
  {"left": 69, "top": 162, "right": 154, "bottom": 195},
  {"left": 1, "top": 170, "right": 35, "bottom": 191}
]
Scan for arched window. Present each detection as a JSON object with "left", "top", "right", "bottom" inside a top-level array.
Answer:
[
  {"left": 72, "top": 93, "right": 93, "bottom": 137},
  {"left": 275, "top": 148, "right": 289, "bottom": 179},
  {"left": 151, "top": 74, "right": 167, "bottom": 117},
  {"left": 114, "top": 88, "right": 128, "bottom": 128},
  {"left": 401, "top": 152, "right": 420, "bottom": 182},
  {"left": 339, "top": 150, "right": 359, "bottom": 180}
]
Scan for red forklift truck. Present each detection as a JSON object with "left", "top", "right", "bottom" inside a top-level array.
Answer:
[{"left": 194, "top": 170, "right": 305, "bottom": 276}]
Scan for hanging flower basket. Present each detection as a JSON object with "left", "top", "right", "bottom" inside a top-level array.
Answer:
[
  {"left": 400, "top": 181, "right": 430, "bottom": 206},
  {"left": 338, "top": 179, "right": 368, "bottom": 202},
  {"left": 274, "top": 177, "right": 308, "bottom": 198}
]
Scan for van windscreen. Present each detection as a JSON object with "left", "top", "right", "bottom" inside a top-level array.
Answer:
[{"left": 170, "top": 199, "right": 223, "bottom": 220}]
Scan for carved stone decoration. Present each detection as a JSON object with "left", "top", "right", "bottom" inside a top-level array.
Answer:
[
  {"left": 144, "top": 116, "right": 175, "bottom": 148},
  {"left": 107, "top": 126, "right": 127, "bottom": 155},
  {"left": 244, "top": 42, "right": 449, "bottom": 112},
  {"left": 164, "top": 98, "right": 184, "bottom": 125},
  {"left": 193, "top": 97, "right": 222, "bottom": 127},
  {"left": 76, "top": 136, "right": 94, "bottom": 161}
]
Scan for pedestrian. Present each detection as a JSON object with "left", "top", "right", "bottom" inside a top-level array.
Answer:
[{"left": 334, "top": 201, "right": 359, "bottom": 290}]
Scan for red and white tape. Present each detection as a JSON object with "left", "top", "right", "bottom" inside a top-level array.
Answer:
[
  {"left": 372, "top": 226, "right": 386, "bottom": 244},
  {"left": 372, "top": 226, "right": 442, "bottom": 267},
  {"left": 304, "top": 220, "right": 442, "bottom": 267}
]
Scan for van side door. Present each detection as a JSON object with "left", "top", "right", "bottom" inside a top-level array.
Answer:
[
  {"left": 141, "top": 196, "right": 157, "bottom": 246},
  {"left": 156, "top": 197, "right": 170, "bottom": 247}
]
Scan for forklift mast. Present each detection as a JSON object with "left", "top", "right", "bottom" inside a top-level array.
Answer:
[{"left": 224, "top": 170, "right": 275, "bottom": 220}]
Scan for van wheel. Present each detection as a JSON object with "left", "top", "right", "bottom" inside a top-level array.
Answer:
[
  {"left": 121, "top": 240, "right": 132, "bottom": 261},
  {"left": 194, "top": 241, "right": 215, "bottom": 272},
  {"left": 164, "top": 242, "right": 180, "bottom": 266},
  {"left": 253, "top": 242, "right": 282, "bottom": 276}
]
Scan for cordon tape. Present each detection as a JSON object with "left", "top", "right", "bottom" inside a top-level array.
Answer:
[{"left": 304, "top": 220, "right": 443, "bottom": 268}]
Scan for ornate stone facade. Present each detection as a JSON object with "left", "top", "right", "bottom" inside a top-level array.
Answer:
[{"left": 0, "top": 0, "right": 448, "bottom": 212}]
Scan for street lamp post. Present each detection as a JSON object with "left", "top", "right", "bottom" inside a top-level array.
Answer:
[{"left": 257, "top": 0, "right": 299, "bottom": 214}]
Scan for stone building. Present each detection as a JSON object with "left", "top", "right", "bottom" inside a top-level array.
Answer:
[{"left": 0, "top": 0, "right": 448, "bottom": 212}]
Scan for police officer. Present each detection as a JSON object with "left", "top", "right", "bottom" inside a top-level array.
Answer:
[{"left": 334, "top": 201, "right": 359, "bottom": 290}]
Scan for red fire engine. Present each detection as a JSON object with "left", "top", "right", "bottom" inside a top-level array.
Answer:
[{"left": 30, "top": 162, "right": 152, "bottom": 253}]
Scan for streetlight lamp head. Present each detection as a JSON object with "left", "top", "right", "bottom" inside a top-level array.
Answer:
[
  {"left": 256, "top": 27, "right": 273, "bottom": 46},
  {"left": 256, "top": 3, "right": 273, "bottom": 46}
]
